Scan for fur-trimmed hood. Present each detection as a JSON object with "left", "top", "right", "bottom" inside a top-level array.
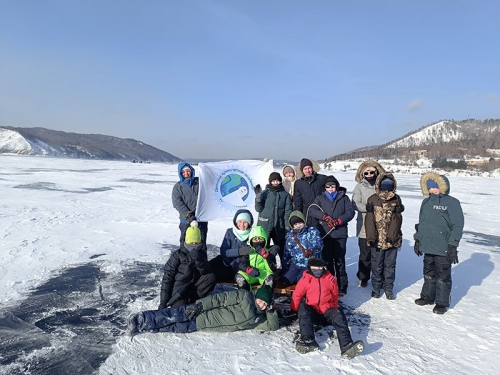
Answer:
[
  {"left": 355, "top": 160, "right": 385, "bottom": 183},
  {"left": 420, "top": 172, "right": 450, "bottom": 196},
  {"left": 374, "top": 172, "right": 397, "bottom": 194},
  {"left": 296, "top": 158, "right": 322, "bottom": 179},
  {"left": 282, "top": 164, "right": 296, "bottom": 179}
]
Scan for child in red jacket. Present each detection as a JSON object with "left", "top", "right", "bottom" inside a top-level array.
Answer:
[{"left": 291, "top": 258, "right": 364, "bottom": 358}]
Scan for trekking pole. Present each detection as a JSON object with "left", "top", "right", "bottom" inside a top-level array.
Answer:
[{"left": 306, "top": 203, "right": 336, "bottom": 239}]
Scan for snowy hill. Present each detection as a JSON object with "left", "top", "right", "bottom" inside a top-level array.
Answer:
[
  {"left": 0, "top": 156, "right": 499, "bottom": 374},
  {"left": 0, "top": 127, "right": 182, "bottom": 162}
]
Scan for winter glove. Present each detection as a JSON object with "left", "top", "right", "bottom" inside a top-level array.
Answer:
[
  {"left": 394, "top": 204, "right": 405, "bottom": 214},
  {"left": 322, "top": 214, "right": 335, "bottom": 228},
  {"left": 185, "top": 302, "right": 203, "bottom": 320},
  {"left": 366, "top": 203, "right": 374, "bottom": 212},
  {"left": 367, "top": 241, "right": 376, "bottom": 249},
  {"left": 332, "top": 218, "right": 342, "bottom": 227},
  {"left": 414, "top": 240, "right": 422, "bottom": 256},
  {"left": 446, "top": 245, "right": 459, "bottom": 264},
  {"left": 268, "top": 245, "right": 280, "bottom": 256},
  {"left": 246, "top": 267, "right": 260, "bottom": 277},
  {"left": 238, "top": 246, "right": 254, "bottom": 256},
  {"left": 254, "top": 184, "right": 262, "bottom": 194},
  {"left": 185, "top": 211, "right": 196, "bottom": 224}
]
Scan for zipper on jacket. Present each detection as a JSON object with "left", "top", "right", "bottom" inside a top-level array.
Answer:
[{"left": 441, "top": 215, "right": 452, "bottom": 229}]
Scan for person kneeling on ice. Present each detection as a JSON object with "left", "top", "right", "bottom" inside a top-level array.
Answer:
[
  {"left": 127, "top": 285, "right": 278, "bottom": 336},
  {"left": 290, "top": 258, "right": 364, "bottom": 358}
]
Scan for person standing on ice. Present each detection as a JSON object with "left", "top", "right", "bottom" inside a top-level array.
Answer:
[
  {"left": 351, "top": 160, "right": 385, "bottom": 288},
  {"left": 364, "top": 173, "right": 404, "bottom": 300},
  {"left": 413, "top": 172, "right": 464, "bottom": 314},
  {"left": 172, "top": 162, "right": 207, "bottom": 246},
  {"left": 281, "top": 164, "right": 297, "bottom": 199},
  {"left": 127, "top": 285, "right": 278, "bottom": 336},
  {"left": 157, "top": 222, "right": 216, "bottom": 310},
  {"left": 290, "top": 258, "right": 364, "bottom": 358}
]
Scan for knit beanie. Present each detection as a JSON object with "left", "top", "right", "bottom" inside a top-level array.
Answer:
[
  {"left": 235, "top": 212, "right": 252, "bottom": 225},
  {"left": 185, "top": 222, "right": 202, "bottom": 244},
  {"left": 380, "top": 178, "right": 395, "bottom": 191},
  {"left": 426, "top": 179, "right": 439, "bottom": 189},
  {"left": 300, "top": 158, "right": 313, "bottom": 172},
  {"left": 290, "top": 215, "right": 305, "bottom": 226},
  {"left": 255, "top": 285, "right": 273, "bottom": 304},
  {"left": 308, "top": 258, "right": 326, "bottom": 268},
  {"left": 269, "top": 172, "right": 282, "bottom": 183}
]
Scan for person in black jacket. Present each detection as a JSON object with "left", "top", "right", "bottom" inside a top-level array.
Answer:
[
  {"left": 309, "top": 176, "right": 355, "bottom": 296},
  {"left": 293, "top": 158, "right": 327, "bottom": 227},
  {"left": 157, "top": 222, "right": 216, "bottom": 310}
]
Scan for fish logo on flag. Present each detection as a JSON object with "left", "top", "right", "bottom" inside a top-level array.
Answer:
[{"left": 196, "top": 159, "right": 274, "bottom": 221}]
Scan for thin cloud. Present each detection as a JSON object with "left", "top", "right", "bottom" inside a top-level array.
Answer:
[
  {"left": 486, "top": 93, "right": 500, "bottom": 101},
  {"left": 406, "top": 100, "right": 424, "bottom": 112}
]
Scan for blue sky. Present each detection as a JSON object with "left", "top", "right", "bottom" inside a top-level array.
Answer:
[{"left": 1, "top": 1, "right": 499, "bottom": 161}]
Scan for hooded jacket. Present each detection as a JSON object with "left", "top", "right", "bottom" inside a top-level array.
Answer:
[
  {"left": 172, "top": 163, "right": 200, "bottom": 223},
  {"left": 290, "top": 268, "right": 338, "bottom": 314},
  {"left": 414, "top": 172, "right": 464, "bottom": 256},
  {"left": 308, "top": 176, "right": 355, "bottom": 239},
  {"left": 293, "top": 158, "right": 328, "bottom": 226},
  {"left": 219, "top": 209, "right": 254, "bottom": 266},
  {"left": 283, "top": 211, "right": 323, "bottom": 270},
  {"left": 365, "top": 173, "right": 404, "bottom": 250},
  {"left": 195, "top": 288, "right": 279, "bottom": 332},
  {"left": 237, "top": 226, "right": 275, "bottom": 285},
  {"left": 255, "top": 182, "right": 293, "bottom": 238},
  {"left": 282, "top": 164, "right": 297, "bottom": 198},
  {"left": 352, "top": 160, "right": 386, "bottom": 238}
]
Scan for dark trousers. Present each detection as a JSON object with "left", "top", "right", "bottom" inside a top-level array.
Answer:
[
  {"left": 371, "top": 247, "right": 398, "bottom": 293},
  {"left": 420, "top": 254, "right": 452, "bottom": 307},
  {"left": 179, "top": 221, "right": 208, "bottom": 246},
  {"left": 322, "top": 236, "right": 348, "bottom": 292},
  {"left": 168, "top": 273, "right": 216, "bottom": 308},
  {"left": 356, "top": 238, "right": 371, "bottom": 283},
  {"left": 269, "top": 227, "right": 285, "bottom": 261},
  {"left": 280, "top": 263, "right": 306, "bottom": 286},
  {"left": 298, "top": 302, "right": 353, "bottom": 349},
  {"left": 139, "top": 305, "right": 197, "bottom": 333},
  {"left": 209, "top": 255, "right": 238, "bottom": 282}
]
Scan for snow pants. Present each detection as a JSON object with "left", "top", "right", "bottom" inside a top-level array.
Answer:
[
  {"left": 371, "top": 247, "right": 398, "bottom": 294},
  {"left": 179, "top": 221, "right": 208, "bottom": 246},
  {"left": 322, "top": 237, "right": 348, "bottom": 293},
  {"left": 420, "top": 254, "right": 452, "bottom": 307},
  {"left": 356, "top": 238, "right": 371, "bottom": 283},
  {"left": 280, "top": 263, "right": 307, "bottom": 286},
  {"left": 138, "top": 305, "right": 197, "bottom": 334},
  {"left": 297, "top": 302, "right": 353, "bottom": 349}
]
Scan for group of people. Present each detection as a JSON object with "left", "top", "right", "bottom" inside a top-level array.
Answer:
[{"left": 126, "top": 158, "right": 464, "bottom": 359}]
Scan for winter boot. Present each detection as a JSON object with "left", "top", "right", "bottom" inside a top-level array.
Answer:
[
  {"left": 235, "top": 273, "right": 251, "bottom": 290},
  {"left": 359, "top": 280, "right": 368, "bottom": 288},
  {"left": 385, "top": 292, "right": 395, "bottom": 300},
  {"left": 341, "top": 340, "right": 364, "bottom": 359},
  {"left": 433, "top": 305, "right": 448, "bottom": 314},
  {"left": 371, "top": 291, "right": 381, "bottom": 299},
  {"left": 126, "top": 313, "right": 139, "bottom": 336},
  {"left": 415, "top": 298, "right": 433, "bottom": 306},
  {"left": 264, "top": 274, "right": 274, "bottom": 288},
  {"left": 296, "top": 334, "right": 319, "bottom": 354}
]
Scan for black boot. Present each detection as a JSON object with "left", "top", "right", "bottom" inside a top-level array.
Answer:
[
  {"left": 235, "top": 274, "right": 250, "bottom": 290},
  {"left": 126, "top": 313, "right": 139, "bottom": 336},
  {"left": 296, "top": 334, "right": 319, "bottom": 354},
  {"left": 341, "top": 340, "right": 364, "bottom": 358},
  {"left": 415, "top": 298, "right": 433, "bottom": 306},
  {"left": 433, "top": 305, "right": 448, "bottom": 314}
]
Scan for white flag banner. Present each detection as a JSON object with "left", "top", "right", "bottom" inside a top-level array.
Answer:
[{"left": 196, "top": 159, "right": 274, "bottom": 222}]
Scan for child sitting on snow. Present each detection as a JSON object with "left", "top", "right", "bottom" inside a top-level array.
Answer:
[{"left": 291, "top": 258, "right": 364, "bottom": 359}]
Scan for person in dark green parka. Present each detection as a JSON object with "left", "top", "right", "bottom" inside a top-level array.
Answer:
[
  {"left": 126, "top": 286, "right": 278, "bottom": 336},
  {"left": 413, "top": 172, "right": 464, "bottom": 314}
]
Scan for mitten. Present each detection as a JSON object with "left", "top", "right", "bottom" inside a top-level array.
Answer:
[
  {"left": 246, "top": 267, "right": 260, "bottom": 277},
  {"left": 366, "top": 203, "right": 374, "bottom": 212},
  {"left": 414, "top": 240, "right": 422, "bottom": 256},
  {"left": 238, "top": 246, "right": 254, "bottom": 256},
  {"left": 185, "top": 211, "right": 196, "bottom": 223},
  {"left": 254, "top": 184, "right": 262, "bottom": 194},
  {"left": 185, "top": 302, "right": 203, "bottom": 320},
  {"left": 322, "top": 214, "right": 335, "bottom": 228},
  {"left": 332, "top": 218, "right": 342, "bottom": 227},
  {"left": 394, "top": 204, "right": 405, "bottom": 214},
  {"left": 268, "top": 245, "right": 280, "bottom": 256},
  {"left": 260, "top": 248, "right": 269, "bottom": 259},
  {"left": 446, "top": 245, "right": 459, "bottom": 264},
  {"left": 225, "top": 248, "right": 239, "bottom": 258}
]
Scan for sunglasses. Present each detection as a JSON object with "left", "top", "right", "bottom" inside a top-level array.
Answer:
[
  {"left": 364, "top": 171, "right": 376, "bottom": 176},
  {"left": 325, "top": 184, "right": 336, "bottom": 189}
]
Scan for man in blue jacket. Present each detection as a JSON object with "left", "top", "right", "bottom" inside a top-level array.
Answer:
[{"left": 414, "top": 173, "right": 464, "bottom": 314}]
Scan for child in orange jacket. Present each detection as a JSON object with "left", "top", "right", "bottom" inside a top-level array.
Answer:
[{"left": 290, "top": 258, "right": 364, "bottom": 358}]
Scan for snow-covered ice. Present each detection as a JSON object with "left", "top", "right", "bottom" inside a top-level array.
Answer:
[{"left": 0, "top": 155, "right": 499, "bottom": 375}]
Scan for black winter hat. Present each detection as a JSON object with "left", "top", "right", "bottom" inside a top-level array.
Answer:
[
  {"left": 300, "top": 158, "right": 313, "bottom": 171},
  {"left": 323, "top": 175, "right": 339, "bottom": 188},
  {"left": 380, "top": 178, "right": 395, "bottom": 191},
  {"left": 308, "top": 258, "right": 326, "bottom": 268},
  {"left": 269, "top": 172, "right": 282, "bottom": 183},
  {"left": 290, "top": 215, "right": 305, "bottom": 226}
]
